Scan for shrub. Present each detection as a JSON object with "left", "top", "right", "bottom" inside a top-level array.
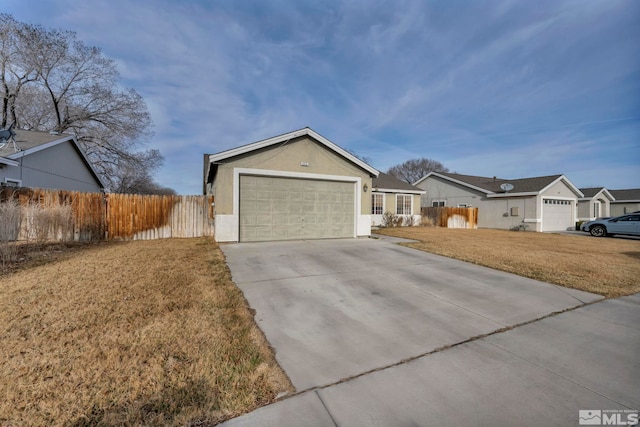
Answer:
[
  {"left": 24, "top": 203, "right": 74, "bottom": 243},
  {"left": 381, "top": 211, "right": 397, "bottom": 227},
  {"left": 420, "top": 216, "right": 435, "bottom": 227},
  {"left": 50, "top": 204, "right": 73, "bottom": 242},
  {"left": 0, "top": 200, "right": 22, "bottom": 266},
  {"left": 0, "top": 200, "right": 21, "bottom": 241}
]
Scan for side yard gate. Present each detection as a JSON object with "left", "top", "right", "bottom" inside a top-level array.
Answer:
[{"left": 0, "top": 188, "right": 214, "bottom": 242}]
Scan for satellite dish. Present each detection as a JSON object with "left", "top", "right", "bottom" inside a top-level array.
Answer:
[{"left": 500, "top": 183, "right": 514, "bottom": 192}]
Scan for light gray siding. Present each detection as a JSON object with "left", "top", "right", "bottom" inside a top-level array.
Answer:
[
  {"left": 611, "top": 202, "right": 640, "bottom": 216},
  {"left": 417, "top": 176, "right": 538, "bottom": 231},
  {"left": 1, "top": 141, "right": 102, "bottom": 192}
]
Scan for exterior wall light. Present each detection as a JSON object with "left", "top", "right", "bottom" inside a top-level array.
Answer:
[{"left": 363, "top": 183, "right": 368, "bottom": 192}]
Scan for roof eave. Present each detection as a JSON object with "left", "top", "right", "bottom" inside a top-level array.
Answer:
[
  {"left": 416, "top": 172, "right": 493, "bottom": 194},
  {"left": 0, "top": 157, "right": 19, "bottom": 167},
  {"left": 208, "top": 128, "right": 379, "bottom": 177},
  {"left": 9, "top": 134, "right": 106, "bottom": 190},
  {"left": 539, "top": 175, "right": 583, "bottom": 198},
  {"left": 373, "top": 187, "right": 426, "bottom": 195},
  {"left": 487, "top": 192, "right": 540, "bottom": 198},
  {"left": 579, "top": 188, "right": 615, "bottom": 201}
]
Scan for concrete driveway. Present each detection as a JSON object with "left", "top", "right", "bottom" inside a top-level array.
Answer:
[{"left": 220, "top": 236, "right": 639, "bottom": 426}]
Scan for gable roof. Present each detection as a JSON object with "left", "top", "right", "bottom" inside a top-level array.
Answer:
[
  {"left": 372, "top": 172, "right": 425, "bottom": 194},
  {"left": 579, "top": 187, "right": 614, "bottom": 201},
  {"left": 206, "top": 127, "right": 379, "bottom": 177},
  {"left": 415, "top": 172, "right": 583, "bottom": 198},
  {"left": 609, "top": 189, "right": 640, "bottom": 202},
  {"left": 1, "top": 129, "right": 106, "bottom": 189}
]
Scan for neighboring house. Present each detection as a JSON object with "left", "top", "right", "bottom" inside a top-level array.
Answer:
[
  {"left": 371, "top": 172, "right": 425, "bottom": 226},
  {"left": 0, "top": 129, "right": 105, "bottom": 192},
  {"left": 204, "top": 127, "right": 379, "bottom": 242},
  {"left": 609, "top": 189, "right": 640, "bottom": 216},
  {"left": 577, "top": 187, "right": 614, "bottom": 221},
  {"left": 414, "top": 172, "right": 583, "bottom": 232}
]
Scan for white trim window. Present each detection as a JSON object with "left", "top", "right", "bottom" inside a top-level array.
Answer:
[
  {"left": 544, "top": 199, "right": 571, "bottom": 205},
  {"left": 372, "top": 193, "right": 384, "bottom": 215},
  {"left": 432, "top": 200, "right": 446, "bottom": 207},
  {"left": 396, "top": 194, "right": 412, "bottom": 215}
]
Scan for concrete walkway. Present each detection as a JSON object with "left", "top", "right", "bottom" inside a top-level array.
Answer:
[{"left": 219, "top": 238, "right": 638, "bottom": 426}]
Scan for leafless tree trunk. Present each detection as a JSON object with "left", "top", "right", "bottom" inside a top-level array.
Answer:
[
  {"left": 387, "top": 157, "right": 450, "bottom": 184},
  {"left": 0, "top": 14, "right": 169, "bottom": 193}
]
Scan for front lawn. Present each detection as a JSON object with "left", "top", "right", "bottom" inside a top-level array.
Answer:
[
  {"left": 0, "top": 238, "right": 292, "bottom": 426},
  {"left": 376, "top": 227, "right": 640, "bottom": 298}
]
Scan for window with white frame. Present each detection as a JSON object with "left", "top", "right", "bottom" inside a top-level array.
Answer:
[
  {"left": 371, "top": 193, "right": 384, "bottom": 215},
  {"left": 396, "top": 194, "right": 412, "bottom": 215},
  {"left": 432, "top": 200, "right": 445, "bottom": 207},
  {"left": 544, "top": 199, "right": 571, "bottom": 205}
]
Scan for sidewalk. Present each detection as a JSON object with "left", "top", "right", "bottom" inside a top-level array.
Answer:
[{"left": 220, "top": 294, "right": 640, "bottom": 426}]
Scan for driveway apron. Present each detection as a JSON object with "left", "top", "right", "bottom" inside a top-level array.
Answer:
[{"left": 220, "top": 238, "right": 600, "bottom": 391}]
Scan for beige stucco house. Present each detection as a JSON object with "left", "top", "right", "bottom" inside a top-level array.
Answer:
[
  {"left": 577, "top": 187, "right": 614, "bottom": 221},
  {"left": 414, "top": 172, "right": 583, "bottom": 232},
  {"left": 371, "top": 172, "right": 424, "bottom": 226},
  {"left": 609, "top": 189, "right": 640, "bottom": 216},
  {"left": 204, "top": 128, "right": 379, "bottom": 242}
]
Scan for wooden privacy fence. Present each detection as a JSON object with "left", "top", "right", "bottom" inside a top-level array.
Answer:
[
  {"left": 421, "top": 206, "right": 478, "bottom": 229},
  {"left": 0, "top": 188, "right": 214, "bottom": 242}
]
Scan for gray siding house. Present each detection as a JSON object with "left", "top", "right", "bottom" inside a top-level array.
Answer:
[
  {"left": 0, "top": 130, "right": 105, "bottom": 192},
  {"left": 414, "top": 172, "right": 583, "bottom": 232},
  {"left": 577, "top": 187, "right": 614, "bottom": 221},
  {"left": 609, "top": 189, "right": 640, "bottom": 216}
]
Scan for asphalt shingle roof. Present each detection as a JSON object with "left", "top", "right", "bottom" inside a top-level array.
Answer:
[
  {"left": 609, "top": 189, "right": 640, "bottom": 201},
  {"left": 438, "top": 172, "right": 563, "bottom": 193},
  {"left": 373, "top": 172, "right": 423, "bottom": 192},
  {"left": 579, "top": 187, "right": 607, "bottom": 198},
  {"left": 0, "top": 129, "right": 70, "bottom": 157}
]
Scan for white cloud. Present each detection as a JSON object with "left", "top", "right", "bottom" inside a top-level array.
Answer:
[{"left": 4, "top": 0, "right": 639, "bottom": 193}]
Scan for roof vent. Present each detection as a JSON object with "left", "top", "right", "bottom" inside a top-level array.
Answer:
[{"left": 49, "top": 131, "right": 59, "bottom": 135}]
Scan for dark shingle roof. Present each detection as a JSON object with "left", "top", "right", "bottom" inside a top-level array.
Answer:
[
  {"left": 438, "top": 172, "right": 564, "bottom": 193},
  {"left": 373, "top": 172, "right": 424, "bottom": 192},
  {"left": 579, "top": 187, "right": 606, "bottom": 198},
  {"left": 609, "top": 189, "right": 640, "bottom": 202}
]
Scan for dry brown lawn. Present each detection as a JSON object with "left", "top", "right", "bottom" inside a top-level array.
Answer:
[
  {"left": 0, "top": 238, "right": 292, "bottom": 426},
  {"left": 376, "top": 227, "right": 640, "bottom": 298}
]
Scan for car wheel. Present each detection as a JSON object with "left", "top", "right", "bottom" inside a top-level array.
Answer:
[{"left": 590, "top": 225, "right": 607, "bottom": 237}]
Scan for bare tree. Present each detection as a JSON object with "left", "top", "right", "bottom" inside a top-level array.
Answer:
[
  {"left": 346, "top": 148, "right": 373, "bottom": 166},
  {"left": 0, "top": 14, "right": 170, "bottom": 193},
  {"left": 110, "top": 151, "right": 176, "bottom": 195},
  {"left": 0, "top": 14, "right": 38, "bottom": 128},
  {"left": 387, "top": 157, "right": 449, "bottom": 184}
]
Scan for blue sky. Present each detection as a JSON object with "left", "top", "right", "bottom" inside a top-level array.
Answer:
[{"left": 4, "top": 0, "right": 639, "bottom": 194}]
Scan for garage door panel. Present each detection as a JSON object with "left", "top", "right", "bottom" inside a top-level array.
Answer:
[
  {"left": 240, "top": 189, "right": 257, "bottom": 201},
  {"left": 240, "top": 176, "right": 355, "bottom": 242},
  {"left": 254, "top": 227, "right": 275, "bottom": 241},
  {"left": 542, "top": 199, "right": 573, "bottom": 231},
  {"left": 272, "top": 190, "right": 287, "bottom": 200}
]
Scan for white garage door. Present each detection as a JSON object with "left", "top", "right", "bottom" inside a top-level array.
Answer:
[
  {"left": 542, "top": 199, "right": 573, "bottom": 231},
  {"left": 239, "top": 175, "right": 355, "bottom": 242}
]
